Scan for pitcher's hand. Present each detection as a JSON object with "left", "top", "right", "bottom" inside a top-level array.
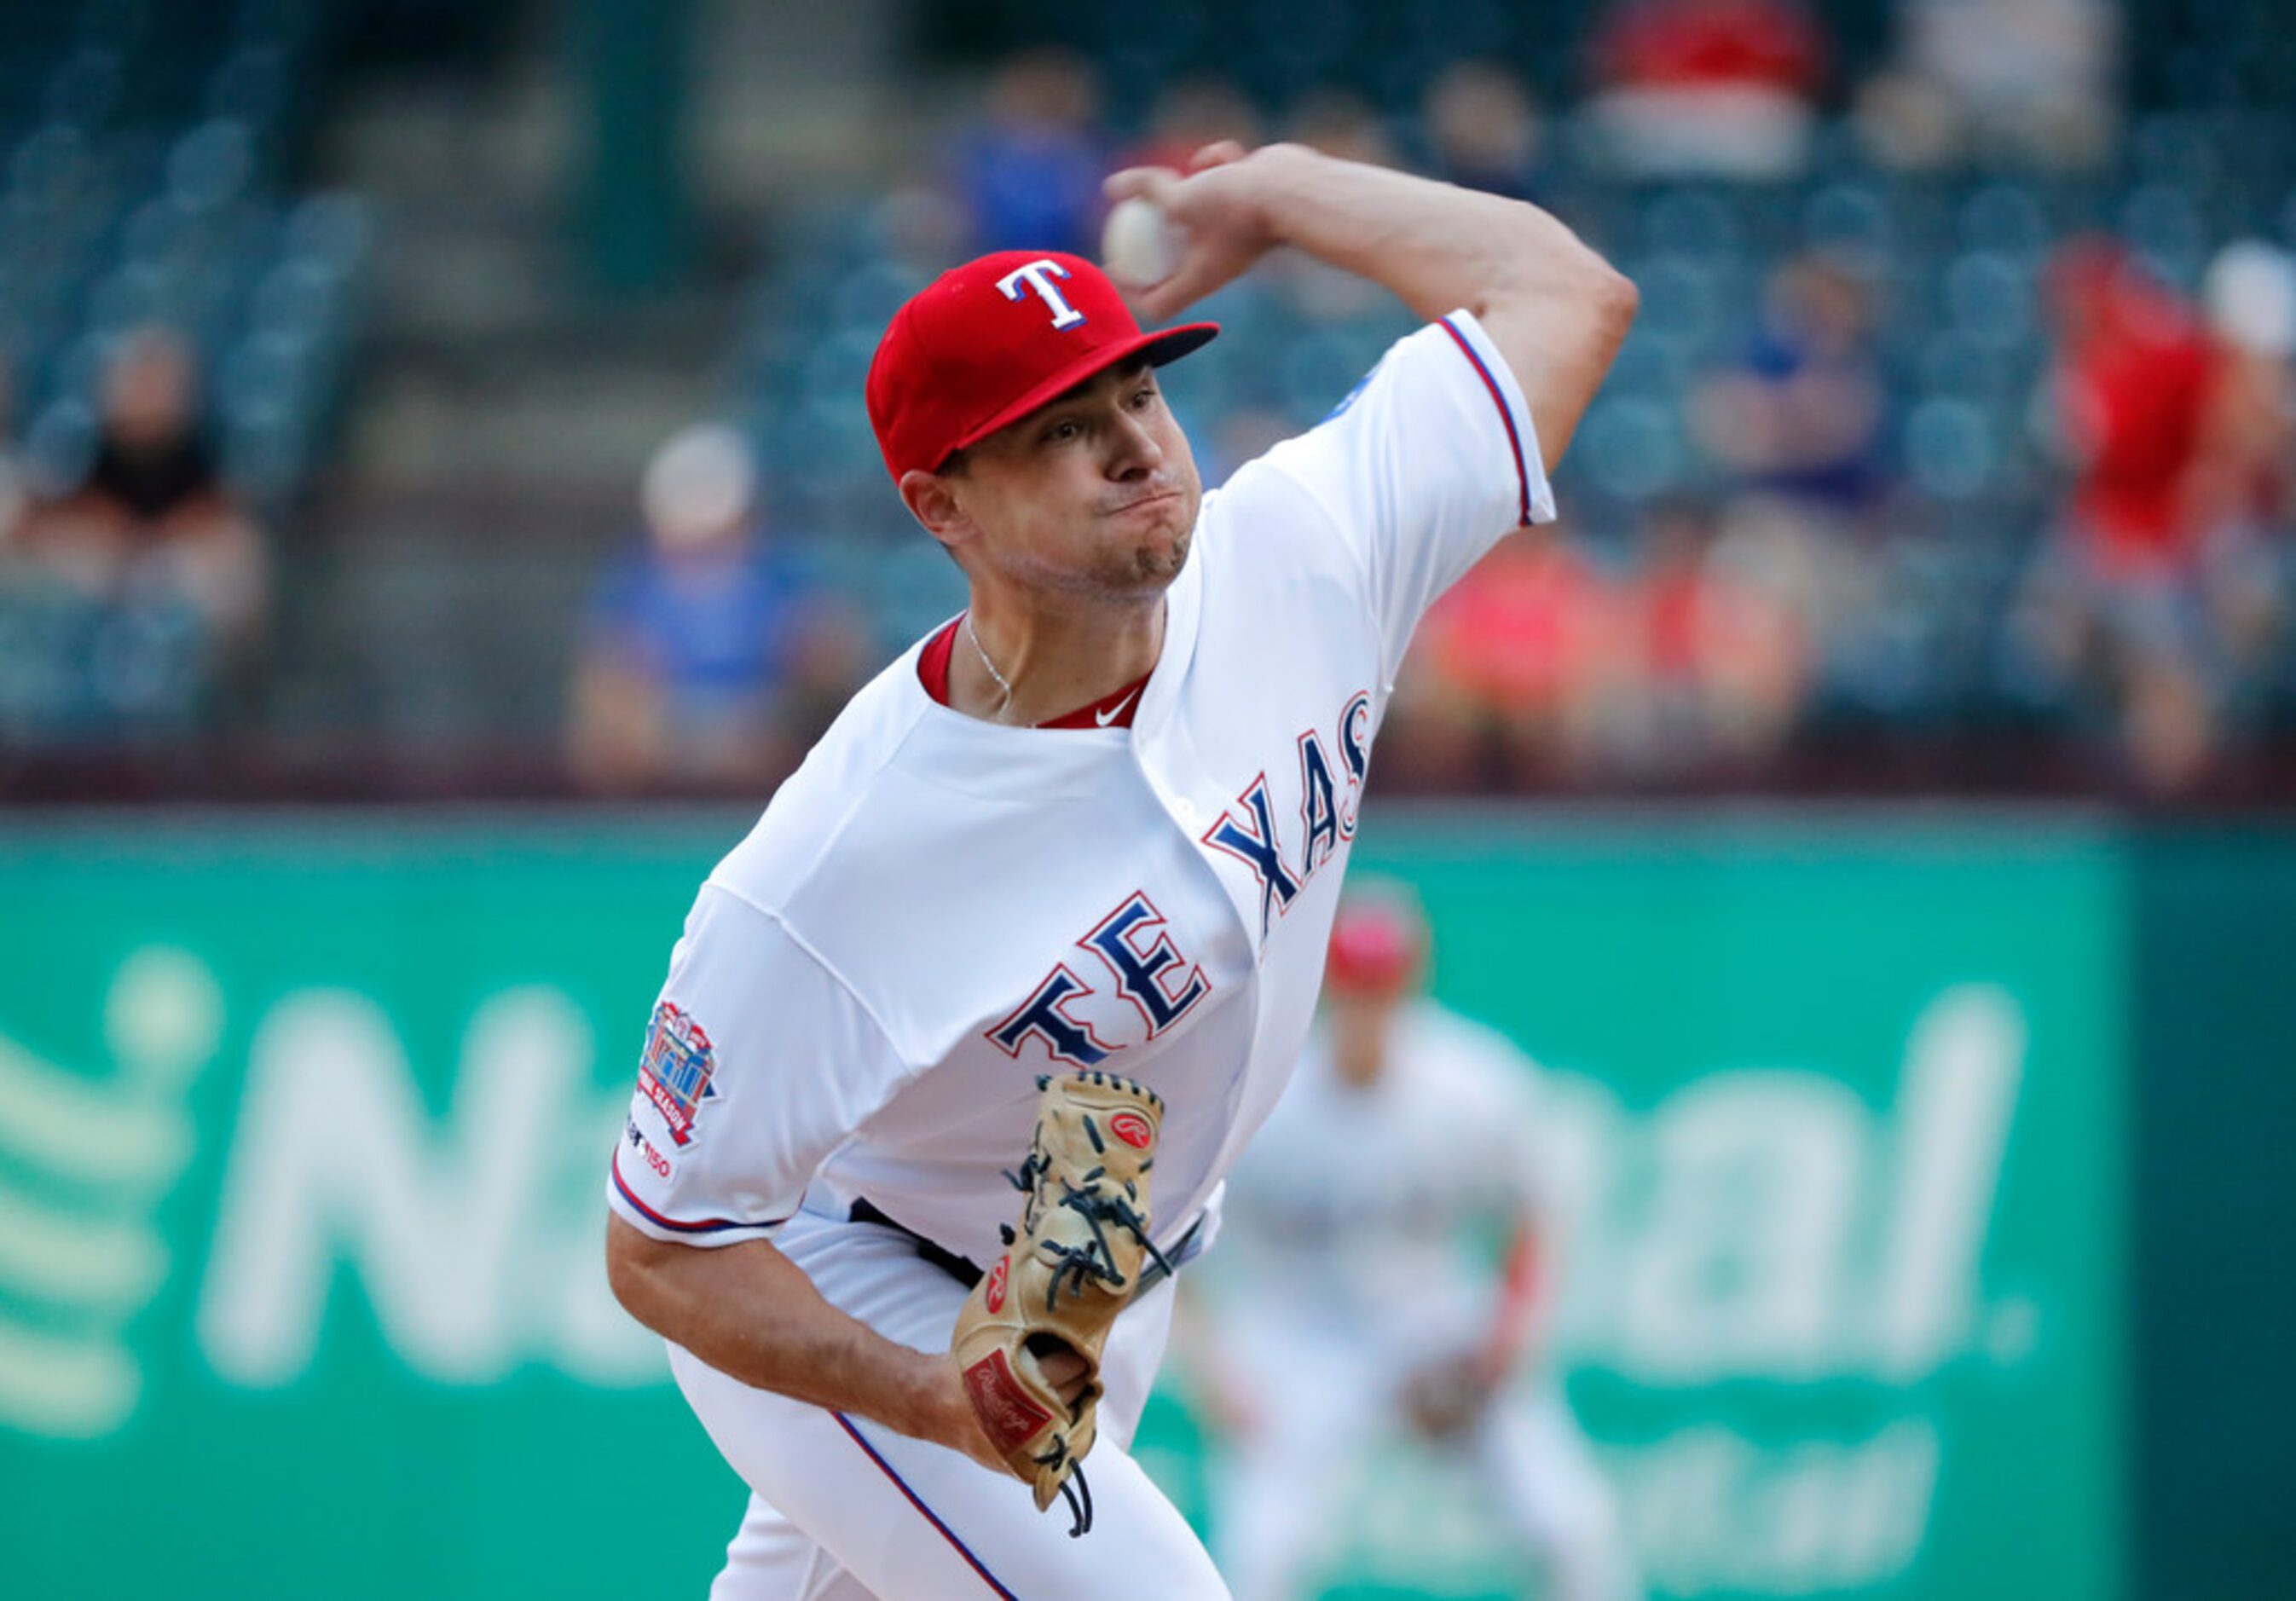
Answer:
[
  {"left": 1102, "top": 142, "right": 1302, "bottom": 322},
  {"left": 916, "top": 1345, "right": 1094, "bottom": 1477}
]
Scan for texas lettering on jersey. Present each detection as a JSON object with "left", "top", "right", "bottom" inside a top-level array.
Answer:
[
  {"left": 986, "top": 691, "right": 1374, "bottom": 1067},
  {"left": 1204, "top": 691, "right": 1372, "bottom": 934},
  {"left": 987, "top": 890, "right": 1210, "bottom": 1066}
]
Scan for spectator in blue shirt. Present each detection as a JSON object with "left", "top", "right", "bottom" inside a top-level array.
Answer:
[
  {"left": 950, "top": 48, "right": 1108, "bottom": 256},
  {"left": 566, "top": 424, "right": 867, "bottom": 793},
  {"left": 1691, "top": 251, "right": 1893, "bottom": 517}
]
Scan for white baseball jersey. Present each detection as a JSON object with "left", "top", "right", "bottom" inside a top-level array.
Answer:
[
  {"left": 606, "top": 309, "right": 1555, "bottom": 1287},
  {"left": 1212, "top": 999, "right": 1551, "bottom": 1363}
]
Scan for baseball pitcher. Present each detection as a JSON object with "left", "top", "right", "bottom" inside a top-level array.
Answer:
[{"left": 603, "top": 140, "right": 1635, "bottom": 1598}]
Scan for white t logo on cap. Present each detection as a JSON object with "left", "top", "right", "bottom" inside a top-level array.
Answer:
[{"left": 996, "top": 259, "right": 1086, "bottom": 331}]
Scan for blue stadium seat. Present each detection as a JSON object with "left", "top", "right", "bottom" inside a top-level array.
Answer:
[
  {"left": 1957, "top": 182, "right": 2050, "bottom": 260},
  {"left": 1943, "top": 251, "right": 2038, "bottom": 352},
  {"left": 1575, "top": 395, "right": 1686, "bottom": 502},
  {"left": 1801, "top": 180, "right": 1894, "bottom": 256},
  {"left": 1903, "top": 397, "right": 2003, "bottom": 502}
]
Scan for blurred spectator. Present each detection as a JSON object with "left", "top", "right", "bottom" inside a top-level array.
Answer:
[
  {"left": 1686, "top": 250, "right": 1894, "bottom": 700},
  {"left": 2189, "top": 241, "right": 2296, "bottom": 713},
  {"left": 2192, "top": 242, "right": 2296, "bottom": 550},
  {"left": 949, "top": 48, "right": 1108, "bottom": 256},
  {"left": 1421, "top": 60, "right": 1546, "bottom": 203},
  {"left": 1710, "top": 492, "right": 1887, "bottom": 711},
  {"left": 1394, "top": 529, "right": 1616, "bottom": 787},
  {"left": 1398, "top": 506, "right": 1811, "bottom": 787},
  {"left": 1690, "top": 251, "right": 1892, "bottom": 523},
  {"left": 1854, "top": 0, "right": 2118, "bottom": 172},
  {"left": 1609, "top": 498, "right": 1811, "bottom": 772},
  {"left": 2, "top": 327, "right": 268, "bottom": 741},
  {"left": 1584, "top": 0, "right": 1828, "bottom": 180},
  {"left": 1119, "top": 76, "right": 1261, "bottom": 176},
  {"left": 26, "top": 327, "right": 269, "bottom": 650},
  {"left": 565, "top": 424, "right": 870, "bottom": 795},
  {"left": 2010, "top": 241, "right": 2229, "bottom": 789}
]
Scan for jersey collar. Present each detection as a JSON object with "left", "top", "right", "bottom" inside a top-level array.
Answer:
[
  {"left": 892, "top": 540, "right": 1203, "bottom": 801},
  {"left": 917, "top": 617, "right": 1150, "bottom": 731}
]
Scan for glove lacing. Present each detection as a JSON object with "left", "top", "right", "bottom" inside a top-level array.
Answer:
[{"left": 998, "top": 1113, "right": 1173, "bottom": 1538}]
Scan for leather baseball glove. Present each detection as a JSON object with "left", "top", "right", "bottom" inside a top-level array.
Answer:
[
  {"left": 951, "top": 1070, "right": 1171, "bottom": 1535},
  {"left": 1399, "top": 1348, "right": 1504, "bottom": 1440}
]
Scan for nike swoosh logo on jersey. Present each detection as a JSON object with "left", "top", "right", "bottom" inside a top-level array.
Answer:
[{"left": 1096, "top": 689, "right": 1142, "bottom": 726}]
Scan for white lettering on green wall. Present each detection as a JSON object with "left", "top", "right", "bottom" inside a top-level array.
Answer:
[{"left": 197, "top": 986, "right": 659, "bottom": 1387}]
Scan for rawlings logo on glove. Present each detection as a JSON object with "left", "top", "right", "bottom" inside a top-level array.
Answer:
[{"left": 951, "top": 1071, "right": 1171, "bottom": 1535}]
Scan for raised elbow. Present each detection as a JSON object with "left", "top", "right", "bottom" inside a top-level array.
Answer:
[{"left": 1587, "top": 258, "right": 1640, "bottom": 336}]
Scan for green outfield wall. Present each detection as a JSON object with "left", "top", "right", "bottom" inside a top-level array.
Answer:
[
  {"left": 2128, "top": 831, "right": 2296, "bottom": 1601},
  {"left": 0, "top": 808, "right": 2269, "bottom": 1599}
]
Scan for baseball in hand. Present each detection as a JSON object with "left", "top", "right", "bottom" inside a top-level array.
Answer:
[{"left": 1102, "top": 197, "right": 1177, "bottom": 289}]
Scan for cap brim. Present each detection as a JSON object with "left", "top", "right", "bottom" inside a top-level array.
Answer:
[{"left": 942, "top": 322, "right": 1220, "bottom": 465}]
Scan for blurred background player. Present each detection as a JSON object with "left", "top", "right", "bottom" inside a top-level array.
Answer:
[{"left": 1194, "top": 886, "right": 1639, "bottom": 1601}]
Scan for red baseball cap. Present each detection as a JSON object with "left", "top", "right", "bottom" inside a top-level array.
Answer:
[
  {"left": 1324, "top": 892, "right": 1429, "bottom": 996},
  {"left": 865, "top": 249, "right": 1218, "bottom": 481}
]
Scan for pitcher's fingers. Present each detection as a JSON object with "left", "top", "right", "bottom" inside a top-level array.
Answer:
[
  {"left": 1188, "top": 139, "right": 1248, "bottom": 171},
  {"left": 1103, "top": 164, "right": 1179, "bottom": 205},
  {"left": 1134, "top": 251, "right": 1236, "bottom": 322},
  {"left": 1036, "top": 1344, "right": 1091, "bottom": 1407}
]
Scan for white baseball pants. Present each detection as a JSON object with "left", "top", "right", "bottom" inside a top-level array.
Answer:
[{"left": 668, "top": 1205, "right": 1229, "bottom": 1599}]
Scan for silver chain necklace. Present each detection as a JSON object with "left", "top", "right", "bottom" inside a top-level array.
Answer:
[{"left": 963, "top": 611, "right": 1016, "bottom": 721}]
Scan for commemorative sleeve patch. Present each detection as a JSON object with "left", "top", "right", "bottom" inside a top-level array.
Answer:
[{"left": 636, "top": 1000, "right": 719, "bottom": 1147}]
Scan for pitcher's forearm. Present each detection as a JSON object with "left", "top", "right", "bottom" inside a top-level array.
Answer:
[
  {"left": 1224, "top": 144, "right": 1634, "bottom": 470},
  {"left": 604, "top": 1216, "right": 973, "bottom": 1453},
  {"left": 1241, "top": 144, "right": 1614, "bottom": 327}
]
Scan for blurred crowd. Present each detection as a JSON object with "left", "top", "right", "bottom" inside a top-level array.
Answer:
[
  {"left": 1389, "top": 228, "right": 2295, "bottom": 794},
  {"left": 0, "top": 0, "right": 364, "bottom": 760},
  {"left": 685, "top": 0, "right": 2296, "bottom": 798},
  {"left": 3, "top": 0, "right": 2290, "bottom": 800}
]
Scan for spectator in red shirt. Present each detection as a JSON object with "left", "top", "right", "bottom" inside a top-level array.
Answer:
[
  {"left": 1615, "top": 498, "right": 1809, "bottom": 771},
  {"left": 1394, "top": 504, "right": 1811, "bottom": 787},
  {"left": 2049, "top": 241, "right": 2218, "bottom": 575},
  {"left": 2013, "top": 240, "right": 2247, "bottom": 789},
  {"left": 1586, "top": 0, "right": 1828, "bottom": 179},
  {"left": 1392, "top": 527, "right": 1616, "bottom": 786}
]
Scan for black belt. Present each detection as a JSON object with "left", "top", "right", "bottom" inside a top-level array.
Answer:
[{"left": 848, "top": 1197, "right": 1201, "bottom": 1296}]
